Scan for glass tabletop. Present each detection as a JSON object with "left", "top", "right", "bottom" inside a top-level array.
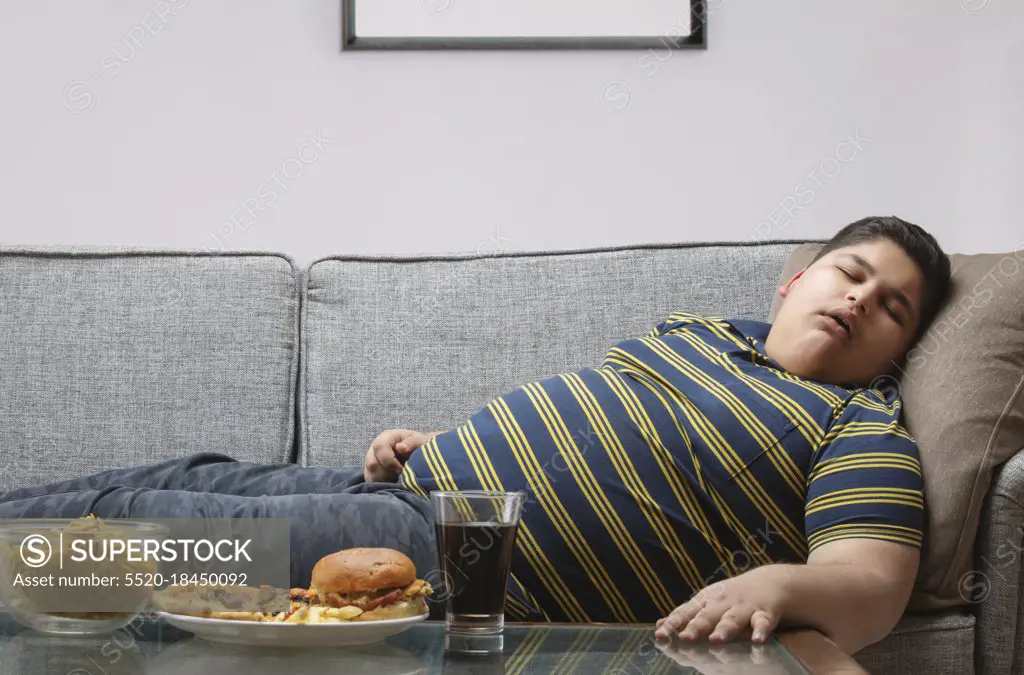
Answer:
[{"left": 0, "top": 614, "right": 810, "bottom": 674}]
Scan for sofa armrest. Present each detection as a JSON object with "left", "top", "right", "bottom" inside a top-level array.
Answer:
[{"left": 975, "top": 447, "right": 1024, "bottom": 675}]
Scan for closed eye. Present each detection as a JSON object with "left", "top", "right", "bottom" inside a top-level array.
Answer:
[
  {"left": 884, "top": 301, "right": 904, "bottom": 325},
  {"left": 836, "top": 266, "right": 858, "bottom": 281}
]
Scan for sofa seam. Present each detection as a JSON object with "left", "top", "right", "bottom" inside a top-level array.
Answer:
[
  {"left": 0, "top": 248, "right": 298, "bottom": 267},
  {"left": 299, "top": 265, "right": 312, "bottom": 468},
  {"left": 304, "top": 238, "right": 822, "bottom": 268},
  {"left": 285, "top": 260, "right": 302, "bottom": 465},
  {"left": 942, "top": 373, "right": 1024, "bottom": 592}
]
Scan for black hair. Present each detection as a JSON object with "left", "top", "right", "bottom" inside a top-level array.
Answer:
[{"left": 811, "top": 216, "right": 952, "bottom": 340}]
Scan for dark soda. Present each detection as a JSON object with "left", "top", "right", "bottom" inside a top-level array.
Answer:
[{"left": 435, "top": 521, "right": 519, "bottom": 616}]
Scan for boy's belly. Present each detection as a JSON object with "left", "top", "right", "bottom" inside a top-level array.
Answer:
[{"left": 399, "top": 367, "right": 776, "bottom": 621}]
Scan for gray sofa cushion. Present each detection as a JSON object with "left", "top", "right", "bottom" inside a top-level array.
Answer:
[
  {"left": 854, "top": 610, "right": 975, "bottom": 674},
  {"left": 299, "top": 241, "right": 809, "bottom": 468},
  {"left": 0, "top": 248, "right": 300, "bottom": 490}
]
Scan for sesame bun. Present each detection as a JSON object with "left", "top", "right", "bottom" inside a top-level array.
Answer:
[{"left": 311, "top": 548, "right": 417, "bottom": 594}]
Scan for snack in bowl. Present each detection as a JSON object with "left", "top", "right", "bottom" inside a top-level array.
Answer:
[
  {"left": 153, "top": 547, "right": 432, "bottom": 624},
  {"left": 0, "top": 515, "right": 166, "bottom": 635}
]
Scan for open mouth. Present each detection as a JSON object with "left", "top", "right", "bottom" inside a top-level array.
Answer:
[{"left": 825, "top": 313, "right": 852, "bottom": 338}]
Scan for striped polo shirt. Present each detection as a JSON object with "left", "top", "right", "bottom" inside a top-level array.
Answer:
[{"left": 398, "top": 313, "right": 924, "bottom": 623}]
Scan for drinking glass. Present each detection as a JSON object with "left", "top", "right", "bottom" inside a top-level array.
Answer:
[{"left": 430, "top": 490, "right": 525, "bottom": 635}]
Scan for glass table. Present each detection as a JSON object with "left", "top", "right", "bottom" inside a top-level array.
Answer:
[{"left": 0, "top": 613, "right": 865, "bottom": 674}]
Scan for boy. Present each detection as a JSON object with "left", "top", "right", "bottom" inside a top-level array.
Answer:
[{"left": 0, "top": 216, "right": 950, "bottom": 653}]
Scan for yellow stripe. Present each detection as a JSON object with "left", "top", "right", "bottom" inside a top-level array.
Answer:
[
  {"left": 510, "top": 575, "right": 550, "bottom": 621},
  {"left": 808, "top": 522, "right": 921, "bottom": 545},
  {"left": 423, "top": 444, "right": 476, "bottom": 520},
  {"left": 810, "top": 526, "right": 923, "bottom": 550},
  {"left": 542, "top": 375, "right": 676, "bottom": 614},
  {"left": 506, "top": 628, "right": 550, "bottom": 675},
  {"left": 603, "top": 355, "right": 783, "bottom": 566},
  {"left": 490, "top": 396, "right": 636, "bottom": 622},
  {"left": 398, "top": 462, "right": 429, "bottom": 499},
  {"left": 587, "top": 370, "right": 707, "bottom": 590},
  {"left": 809, "top": 457, "right": 920, "bottom": 483},
  {"left": 774, "top": 368, "right": 844, "bottom": 409},
  {"left": 522, "top": 381, "right": 649, "bottom": 618},
  {"left": 818, "top": 422, "right": 914, "bottom": 451},
  {"left": 605, "top": 348, "right": 807, "bottom": 557},
  {"left": 624, "top": 338, "right": 807, "bottom": 501},
  {"left": 518, "top": 526, "right": 590, "bottom": 622},
  {"left": 639, "top": 339, "right": 805, "bottom": 499},
  {"left": 806, "top": 496, "right": 923, "bottom": 516},
  {"left": 462, "top": 422, "right": 588, "bottom": 622},
  {"left": 812, "top": 451, "right": 919, "bottom": 470},
  {"left": 605, "top": 364, "right": 762, "bottom": 571},
  {"left": 814, "top": 521, "right": 921, "bottom": 534},
  {"left": 853, "top": 390, "right": 902, "bottom": 416},
  {"left": 694, "top": 315, "right": 750, "bottom": 352},
  {"left": 461, "top": 423, "right": 505, "bottom": 490},
  {"left": 552, "top": 628, "right": 602, "bottom": 674},
  {"left": 645, "top": 311, "right": 705, "bottom": 338},
  {"left": 807, "top": 486, "right": 922, "bottom": 507},
  {"left": 675, "top": 328, "right": 825, "bottom": 443},
  {"left": 504, "top": 594, "right": 529, "bottom": 619},
  {"left": 811, "top": 531, "right": 922, "bottom": 549},
  {"left": 602, "top": 630, "right": 649, "bottom": 674},
  {"left": 693, "top": 316, "right": 840, "bottom": 413},
  {"left": 657, "top": 338, "right": 808, "bottom": 495},
  {"left": 422, "top": 444, "right": 456, "bottom": 492}
]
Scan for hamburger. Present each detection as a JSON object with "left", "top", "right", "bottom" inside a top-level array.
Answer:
[{"left": 299, "top": 547, "right": 432, "bottom": 621}]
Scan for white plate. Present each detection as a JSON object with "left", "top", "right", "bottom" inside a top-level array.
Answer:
[
  {"left": 145, "top": 637, "right": 431, "bottom": 675},
  {"left": 156, "top": 610, "right": 429, "bottom": 647}
]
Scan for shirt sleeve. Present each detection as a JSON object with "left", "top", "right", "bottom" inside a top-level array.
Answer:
[{"left": 805, "top": 390, "right": 925, "bottom": 553}]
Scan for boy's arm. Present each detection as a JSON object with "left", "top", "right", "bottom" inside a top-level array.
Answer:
[
  {"left": 782, "top": 538, "right": 919, "bottom": 652},
  {"left": 654, "top": 538, "right": 918, "bottom": 654}
]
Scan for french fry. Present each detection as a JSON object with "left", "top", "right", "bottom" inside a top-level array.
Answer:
[
  {"left": 283, "top": 606, "right": 308, "bottom": 623},
  {"left": 322, "top": 606, "right": 363, "bottom": 621}
]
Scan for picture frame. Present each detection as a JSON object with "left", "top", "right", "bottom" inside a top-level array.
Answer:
[{"left": 340, "top": 0, "right": 707, "bottom": 50}]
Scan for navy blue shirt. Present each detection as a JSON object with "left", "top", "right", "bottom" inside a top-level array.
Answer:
[{"left": 400, "top": 313, "right": 924, "bottom": 623}]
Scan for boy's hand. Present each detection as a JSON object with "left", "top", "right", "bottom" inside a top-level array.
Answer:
[
  {"left": 363, "top": 429, "right": 430, "bottom": 483},
  {"left": 655, "top": 565, "right": 792, "bottom": 645}
]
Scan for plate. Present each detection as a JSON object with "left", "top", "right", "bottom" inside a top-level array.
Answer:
[
  {"left": 156, "top": 611, "right": 429, "bottom": 647},
  {"left": 145, "top": 636, "right": 431, "bottom": 675}
]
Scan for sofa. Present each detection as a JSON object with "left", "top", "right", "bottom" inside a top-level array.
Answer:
[{"left": 1, "top": 240, "right": 1021, "bottom": 674}]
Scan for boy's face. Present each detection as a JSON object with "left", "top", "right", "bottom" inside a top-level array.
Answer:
[{"left": 767, "top": 238, "right": 926, "bottom": 386}]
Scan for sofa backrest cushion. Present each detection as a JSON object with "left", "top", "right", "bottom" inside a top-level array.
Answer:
[
  {"left": 299, "top": 241, "right": 807, "bottom": 469},
  {"left": 769, "top": 243, "right": 1024, "bottom": 610},
  {"left": 0, "top": 249, "right": 300, "bottom": 490}
]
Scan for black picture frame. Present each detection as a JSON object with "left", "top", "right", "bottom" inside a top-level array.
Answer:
[{"left": 340, "top": 0, "right": 706, "bottom": 51}]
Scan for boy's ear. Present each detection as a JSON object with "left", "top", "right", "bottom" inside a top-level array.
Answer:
[{"left": 778, "top": 268, "right": 807, "bottom": 299}]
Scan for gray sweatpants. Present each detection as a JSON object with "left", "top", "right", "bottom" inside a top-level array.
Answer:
[{"left": 0, "top": 453, "right": 439, "bottom": 611}]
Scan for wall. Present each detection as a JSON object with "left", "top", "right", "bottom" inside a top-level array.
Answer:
[{"left": 0, "top": 0, "right": 1020, "bottom": 266}]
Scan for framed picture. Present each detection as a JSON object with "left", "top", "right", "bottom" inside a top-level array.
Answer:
[{"left": 341, "top": 0, "right": 706, "bottom": 50}]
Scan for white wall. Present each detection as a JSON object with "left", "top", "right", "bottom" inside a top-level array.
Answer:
[{"left": 0, "top": 0, "right": 1020, "bottom": 266}]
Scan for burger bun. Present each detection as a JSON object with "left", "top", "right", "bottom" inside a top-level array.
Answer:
[{"left": 311, "top": 548, "right": 417, "bottom": 595}]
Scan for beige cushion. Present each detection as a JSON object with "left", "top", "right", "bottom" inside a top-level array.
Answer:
[{"left": 769, "top": 243, "right": 1024, "bottom": 610}]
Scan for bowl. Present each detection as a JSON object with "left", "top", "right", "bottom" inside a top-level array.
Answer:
[{"left": 0, "top": 517, "right": 167, "bottom": 636}]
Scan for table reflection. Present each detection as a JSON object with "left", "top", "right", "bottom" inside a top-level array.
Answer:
[{"left": 0, "top": 620, "right": 808, "bottom": 674}]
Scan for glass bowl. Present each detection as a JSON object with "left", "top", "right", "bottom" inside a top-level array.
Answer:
[{"left": 0, "top": 517, "right": 168, "bottom": 636}]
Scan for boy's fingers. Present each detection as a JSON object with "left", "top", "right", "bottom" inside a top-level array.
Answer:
[
  {"left": 373, "top": 447, "right": 402, "bottom": 474},
  {"left": 750, "top": 611, "right": 774, "bottom": 643}
]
